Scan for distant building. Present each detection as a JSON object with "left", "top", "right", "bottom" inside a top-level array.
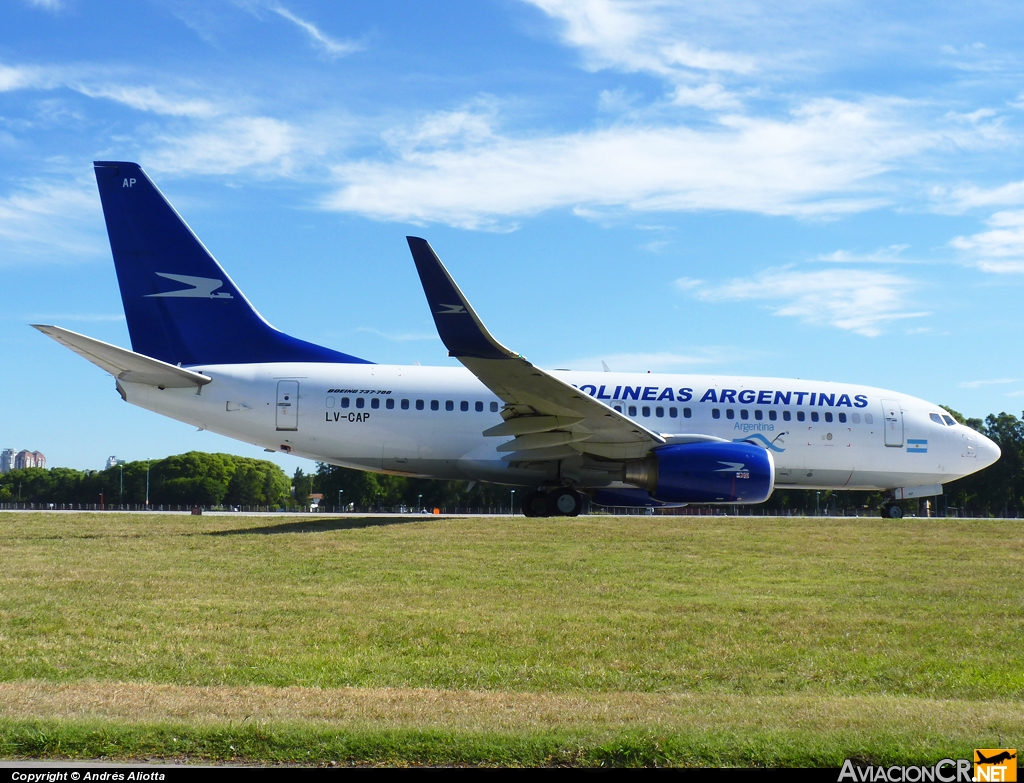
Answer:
[
  {"left": 0, "top": 448, "right": 13, "bottom": 474},
  {"left": 14, "top": 450, "right": 45, "bottom": 470},
  {"left": 106, "top": 456, "right": 124, "bottom": 469}
]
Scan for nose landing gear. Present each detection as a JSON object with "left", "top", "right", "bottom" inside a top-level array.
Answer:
[{"left": 522, "top": 488, "right": 583, "bottom": 517}]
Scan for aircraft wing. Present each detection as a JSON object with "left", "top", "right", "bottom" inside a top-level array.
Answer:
[
  {"left": 407, "top": 237, "right": 664, "bottom": 461},
  {"left": 33, "top": 325, "right": 212, "bottom": 389}
]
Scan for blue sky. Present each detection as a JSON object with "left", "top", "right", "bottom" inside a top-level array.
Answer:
[{"left": 3, "top": 0, "right": 1024, "bottom": 471}]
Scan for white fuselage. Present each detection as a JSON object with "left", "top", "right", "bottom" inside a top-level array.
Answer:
[{"left": 119, "top": 363, "right": 1000, "bottom": 493}]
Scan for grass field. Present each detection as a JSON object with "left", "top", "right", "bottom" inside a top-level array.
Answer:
[{"left": 0, "top": 511, "right": 1021, "bottom": 766}]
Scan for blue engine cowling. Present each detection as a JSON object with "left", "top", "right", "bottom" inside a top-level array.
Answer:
[{"left": 625, "top": 442, "right": 775, "bottom": 504}]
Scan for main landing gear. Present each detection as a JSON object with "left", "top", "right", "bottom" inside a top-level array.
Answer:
[
  {"left": 522, "top": 488, "right": 584, "bottom": 517},
  {"left": 880, "top": 502, "right": 904, "bottom": 519}
]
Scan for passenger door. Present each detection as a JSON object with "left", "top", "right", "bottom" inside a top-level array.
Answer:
[{"left": 882, "top": 399, "right": 903, "bottom": 447}]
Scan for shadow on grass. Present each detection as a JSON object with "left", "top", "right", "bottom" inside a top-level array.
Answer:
[{"left": 208, "top": 515, "right": 444, "bottom": 536}]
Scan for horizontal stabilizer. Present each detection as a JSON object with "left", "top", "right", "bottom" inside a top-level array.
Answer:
[{"left": 33, "top": 325, "right": 211, "bottom": 388}]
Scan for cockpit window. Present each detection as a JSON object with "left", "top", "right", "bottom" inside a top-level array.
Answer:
[
  {"left": 942, "top": 415, "right": 956, "bottom": 426},
  {"left": 930, "top": 413, "right": 943, "bottom": 424}
]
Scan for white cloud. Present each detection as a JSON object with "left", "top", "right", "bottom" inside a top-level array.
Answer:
[
  {"left": 323, "top": 98, "right": 946, "bottom": 228},
  {"left": 669, "top": 83, "right": 742, "bottom": 111},
  {"left": 147, "top": 117, "right": 297, "bottom": 175},
  {"left": 674, "top": 277, "right": 704, "bottom": 290},
  {"left": 678, "top": 268, "right": 929, "bottom": 337},
  {"left": 975, "top": 260, "right": 1024, "bottom": 273},
  {"left": 72, "top": 84, "right": 219, "bottom": 118},
  {"left": 269, "top": 4, "right": 363, "bottom": 58},
  {"left": 951, "top": 210, "right": 1024, "bottom": 271},
  {"left": 0, "top": 62, "right": 219, "bottom": 118},
  {"left": 958, "top": 378, "right": 1018, "bottom": 389},
  {"left": 816, "top": 244, "right": 913, "bottom": 264},
  {"left": 939, "top": 180, "right": 1024, "bottom": 211},
  {"left": 0, "top": 180, "right": 105, "bottom": 262},
  {"left": 524, "top": 0, "right": 755, "bottom": 78},
  {"left": 0, "top": 63, "right": 54, "bottom": 92},
  {"left": 25, "top": 0, "right": 63, "bottom": 11}
]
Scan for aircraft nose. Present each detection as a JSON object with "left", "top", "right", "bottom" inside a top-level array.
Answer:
[{"left": 976, "top": 432, "right": 1001, "bottom": 469}]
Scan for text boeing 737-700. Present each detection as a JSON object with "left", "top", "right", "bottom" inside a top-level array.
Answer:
[{"left": 35, "top": 162, "right": 1000, "bottom": 518}]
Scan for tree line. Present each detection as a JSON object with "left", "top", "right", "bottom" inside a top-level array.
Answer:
[
  {"left": 2, "top": 408, "right": 1021, "bottom": 515},
  {"left": 0, "top": 452, "right": 290, "bottom": 508}
]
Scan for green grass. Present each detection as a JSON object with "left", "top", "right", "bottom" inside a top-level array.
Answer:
[{"left": 0, "top": 511, "right": 1021, "bottom": 765}]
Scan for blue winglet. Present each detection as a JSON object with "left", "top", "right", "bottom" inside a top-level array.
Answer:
[
  {"left": 407, "top": 237, "right": 513, "bottom": 361},
  {"left": 94, "top": 161, "right": 371, "bottom": 366}
]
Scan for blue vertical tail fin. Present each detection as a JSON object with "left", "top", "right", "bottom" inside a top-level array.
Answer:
[{"left": 93, "top": 161, "right": 369, "bottom": 366}]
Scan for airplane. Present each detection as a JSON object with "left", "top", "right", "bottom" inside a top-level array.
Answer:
[
  {"left": 35, "top": 161, "right": 1001, "bottom": 518},
  {"left": 976, "top": 752, "right": 1016, "bottom": 765}
]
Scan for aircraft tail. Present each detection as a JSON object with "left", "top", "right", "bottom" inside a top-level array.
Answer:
[{"left": 93, "top": 161, "right": 369, "bottom": 367}]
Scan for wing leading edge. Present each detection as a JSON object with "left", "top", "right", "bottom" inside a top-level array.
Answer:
[{"left": 406, "top": 237, "right": 664, "bottom": 461}]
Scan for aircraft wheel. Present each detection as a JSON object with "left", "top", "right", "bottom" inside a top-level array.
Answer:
[
  {"left": 882, "top": 503, "right": 903, "bottom": 519},
  {"left": 547, "top": 488, "right": 582, "bottom": 517},
  {"left": 523, "top": 491, "right": 548, "bottom": 518}
]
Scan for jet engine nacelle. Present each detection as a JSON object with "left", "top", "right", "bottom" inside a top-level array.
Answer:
[{"left": 624, "top": 442, "right": 775, "bottom": 504}]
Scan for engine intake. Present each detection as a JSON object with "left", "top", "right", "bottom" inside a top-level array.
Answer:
[{"left": 624, "top": 442, "right": 775, "bottom": 504}]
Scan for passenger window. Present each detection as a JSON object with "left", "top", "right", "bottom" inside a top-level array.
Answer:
[
  {"left": 783, "top": 410, "right": 791, "bottom": 421},
  {"left": 475, "top": 401, "right": 483, "bottom": 412},
  {"left": 431, "top": 400, "right": 439, "bottom": 411},
  {"left": 740, "top": 409, "right": 749, "bottom": 420},
  {"left": 356, "top": 398, "right": 365, "bottom": 409},
  {"left": 865, "top": 413, "right": 873, "bottom": 424},
  {"left": 326, "top": 397, "right": 335, "bottom": 408},
  {"left": 930, "top": 413, "right": 943, "bottom": 424},
  {"left": 655, "top": 406, "right": 664, "bottom": 418},
  {"left": 852, "top": 412, "right": 860, "bottom": 423},
  {"left": 811, "top": 411, "right": 819, "bottom": 422},
  {"left": 386, "top": 398, "right": 395, "bottom": 410},
  {"left": 726, "top": 409, "right": 735, "bottom": 420},
  {"left": 755, "top": 410, "right": 763, "bottom": 421},
  {"left": 341, "top": 397, "right": 350, "bottom": 409},
  {"left": 371, "top": 398, "right": 380, "bottom": 409},
  {"left": 669, "top": 407, "right": 678, "bottom": 418},
  {"left": 712, "top": 409, "right": 721, "bottom": 419},
  {"left": 942, "top": 415, "right": 956, "bottom": 426},
  {"left": 824, "top": 412, "right": 832, "bottom": 423},
  {"left": 490, "top": 402, "right": 499, "bottom": 412},
  {"left": 642, "top": 406, "right": 650, "bottom": 417},
  {"left": 614, "top": 404, "right": 623, "bottom": 412},
  {"left": 838, "top": 412, "right": 846, "bottom": 423},
  {"left": 628, "top": 405, "right": 637, "bottom": 417},
  {"left": 416, "top": 399, "right": 424, "bottom": 410},
  {"left": 401, "top": 399, "right": 409, "bottom": 410},
  {"left": 683, "top": 407, "right": 692, "bottom": 418},
  {"left": 768, "top": 410, "right": 777, "bottom": 421},
  {"left": 797, "top": 411, "right": 805, "bottom": 422},
  {"left": 442, "top": 400, "right": 451, "bottom": 411}
]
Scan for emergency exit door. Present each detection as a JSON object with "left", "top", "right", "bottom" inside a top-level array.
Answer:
[
  {"left": 882, "top": 399, "right": 903, "bottom": 447},
  {"left": 276, "top": 381, "right": 299, "bottom": 431}
]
